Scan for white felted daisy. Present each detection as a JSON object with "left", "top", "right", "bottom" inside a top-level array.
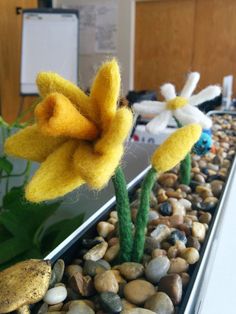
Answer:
[{"left": 133, "top": 72, "right": 221, "bottom": 134}]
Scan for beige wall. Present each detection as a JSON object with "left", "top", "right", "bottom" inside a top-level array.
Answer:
[{"left": 53, "top": 0, "right": 135, "bottom": 95}]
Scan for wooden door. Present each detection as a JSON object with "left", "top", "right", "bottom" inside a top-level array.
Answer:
[
  {"left": 135, "top": 0, "right": 196, "bottom": 95},
  {"left": 192, "top": 0, "right": 236, "bottom": 91},
  {"left": 0, "top": 0, "right": 37, "bottom": 123}
]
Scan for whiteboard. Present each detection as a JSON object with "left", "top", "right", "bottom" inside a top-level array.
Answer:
[{"left": 21, "top": 9, "right": 79, "bottom": 95}]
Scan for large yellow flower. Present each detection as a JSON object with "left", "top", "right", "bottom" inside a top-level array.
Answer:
[{"left": 5, "top": 60, "right": 133, "bottom": 202}]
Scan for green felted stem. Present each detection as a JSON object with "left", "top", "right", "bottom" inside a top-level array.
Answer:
[
  {"left": 112, "top": 166, "right": 133, "bottom": 262},
  {"left": 180, "top": 152, "right": 191, "bottom": 185},
  {"left": 174, "top": 117, "right": 192, "bottom": 186},
  {"left": 132, "top": 167, "right": 157, "bottom": 263}
]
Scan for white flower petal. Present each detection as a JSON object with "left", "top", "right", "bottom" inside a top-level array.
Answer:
[
  {"left": 180, "top": 72, "right": 200, "bottom": 98},
  {"left": 181, "top": 105, "right": 212, "bottom": 128},
  {"left": 161, "top": 84, "right": 176, "bottom": 100},
  {"left": 189, "top": 85, "right": 221, "bottom": 106},
  {"left": 174, "top": 108, "right": 198, "bottom": 126},
  {"left": 133, "top": 101, "right": 165, "bottom": 115},
  {"left": 146, "top": 110, "right": 171, "bottom": 134}
]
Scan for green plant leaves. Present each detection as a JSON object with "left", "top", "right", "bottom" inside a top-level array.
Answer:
[
  {"left": 0, "top": 112, "right": 86, "bottom": 270},
  {"left": 0, "top": 157, "right": 13, "bottom": 175},
  {"left": 0, "top": 186, "right": 85, "bottom": 269},
  {"left": 41, "top": 213, "right": 85, "bottom": 255},
  {"left": 2, "top": 186, "right": 61, "bottom": 239},
  {"left": 0, "top": 236, "right": 32, "bottom": 264}
]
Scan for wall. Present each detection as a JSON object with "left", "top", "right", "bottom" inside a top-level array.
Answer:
[
  {"left": 135, "top": 0, "right": 236, "bottom": 95},
  {"left": 53, "top": 0, "right": 135, "bottom": 96}
]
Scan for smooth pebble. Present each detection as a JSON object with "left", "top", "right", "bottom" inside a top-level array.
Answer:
[{"left": 43, "top": 286, "right": 67, "bottom": 305}]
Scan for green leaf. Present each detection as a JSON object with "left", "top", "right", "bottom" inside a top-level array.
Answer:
[
  {"left": 0, "top": 236, "right": 32, "bottom": 264},
  {"left": 2, "top": 186, "right": 61, "bottom": 238},
  {"left": 41, "top": 213, "right": 85, "bottom": 255},
  {"left": 0, "top": 224, "right": 11, "bottom": 242},
  {"left": 0, "top": 210, "right": 29, "bottom": 239},
  {"left": 0, "top": 246, "right": 43, "bottom": 271},
  {"left": 0, "top": 157, "right": 13, "bottom": 174},
  {"left": 0, "top": 116, "right": 9, "bottom": 128}
]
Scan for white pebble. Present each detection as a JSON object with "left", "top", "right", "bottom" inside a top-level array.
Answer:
[{"left": 43, "top": 286, "right": 67, "bottom": 305}]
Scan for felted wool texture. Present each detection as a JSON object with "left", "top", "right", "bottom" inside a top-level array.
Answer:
[
  {"left": 36, "top": 72, "right": 90, "bottom": 121},
  {"left": 189, "top": 85, "right": 221, "bottom": 107},
  {"left": 25, "top": 140, "right": 84, "bottom": 202},
  {"left": 180, "top": 153, "right": 191, "bottom": 185},
  {"left": 152, "top": 124, "right": 202, "bottom": 173},
  {"left": 74, "top": 142, "right": 124, "bottom": 189},
  {"left": 90, "top": 59, "right": 120, "bottom": 131},
  {"left": 132, "top": 167, "right": 157, "bottom": 263},
  {"left": 161, "top": 83, "right": 176, "bottom": 100},
  {"left": 166, "top": 97, "right": 188, "bottom": 111},
  {"left": 95, "top": 107, "right": 133, "bottom": 154},
  {"left": 4, "top": 125, "right": 66, "bottom": 162},
  {"left": 5, "top": 59, "right": 133, "bottom": 202},
  {"left": 112, "top": 167, "right": 133, "bottom": 262},
  {"left": 35, "top": 93, "right": 98, "bottom": 140},
  {"left": 180, "top": 72, "right": 200, "bottom": 98}
]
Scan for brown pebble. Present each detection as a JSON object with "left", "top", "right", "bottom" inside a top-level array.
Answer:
[
  {"left": 121, "top": 299, "right": 136, "bottom": 311},
  {"left": 210, "top": 180, "right": 224, "bottom": 197},
  {"left": 180, "top": 247, "right": 200, "bottom": 264},
  {"left": 104, "top": 244, "right": 120, "bottom": 262},
  {"left": 192, "top": 222, "right": 206, "bottom": 242},
  {"left": 169, "top": 215, "right": 184, "bottom": 227},
  {"left": 68, "top": 272, "right": 95, "bottom": 297},
  {"left": 159, "top": 274, "right": 182, "bottom": 305},
  {"left": 94, "top": 270, "right": 118, "bottom": 293},
  {"left": 199, "top": 212, "right": 212, "bottom": 224},
  {"left": 178, "top": 223, "right": 191, "bottom": 236},
  {"left": 168, "top": 258, "right": 189, "bottom": 274},
  {"left": 111, "top": 270, "right": 126, "bottom": 284},
  {"left": 180, "top": 272, "right": 190, "bottom": 288},
  {"left": 108, "top": 237, "right": 119, "bottom": 247},
  {"left": 48, "top": 303, "right": 63, "bottom": 311},
  {"left": 83, "top": 241, "right": 108, "bottom": 261},
  {"left": 65, "top": 265, "right": 83, "bottom": 278},
  {"left": 97, "top": 222, "right": 115, "bottom": 238},
  {"left": 167, "top": 241, "right": 186, "bottom": 259},
  {"left": 186, "top": 236, "right": 201, "bottom": 250},
  {"left": 119, "top": 263, "right": 144, "bottom": 280},
  {"left": 194, "top": 174, "right": 205, "bottom": 183},
  {"left": 166, "top": 191, "right": 183, "bottom": 199},
  {"left": 158, "top": 173, "right": 178, "bottom": 187},
  {"left": 124, "top": 280, "right": 156, "bottom": 305},
  {"left": 152, "top": 249, "right": 167, "bottom": 258},
  {"left": 144, "top": 292, "right": 174, "bottom": 313}
]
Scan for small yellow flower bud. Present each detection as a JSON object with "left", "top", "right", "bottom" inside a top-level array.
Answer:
[{"left": 151, "top": 124, "right": 202, "bottom": 173}]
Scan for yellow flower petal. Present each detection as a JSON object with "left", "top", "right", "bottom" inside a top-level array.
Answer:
[
  {"left": 4, "top": 125, "right": 66, "bottom": 162},
  {"left": 36, "top": 72, "right": 91, "bottom": 120},
  {"left": 74, "top": 142, "right": 123, "bottom": 189},
  {"left": 90, "top": 59, "right": 120, "bottom": 130},
  {"left": 95, "top": 107, "right": 133, "bottom": 154},
  {"left": 35, "top": 93, "right": 99, "bottom": 140},
  {"left": 25, "top": 140, "right": 84, "bottom": 202},
  {"left": 152, "top": 124, "right": 202, "bottom": 173}
]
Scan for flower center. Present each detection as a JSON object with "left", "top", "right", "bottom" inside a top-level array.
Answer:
[{"left": 166, "top": 96, "right": 188, "bottom": 111}]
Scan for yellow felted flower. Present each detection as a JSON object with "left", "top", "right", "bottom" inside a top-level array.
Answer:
[
  {"left": 152, "top": 124, "right": 202, "bottom": 173},
  {"left": 5, "top": 59, "right": 133, "bottom": 202}
]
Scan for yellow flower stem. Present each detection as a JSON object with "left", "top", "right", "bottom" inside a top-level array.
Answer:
[
  {"left": 112, "top": 166, "right": 133, "bottom": 262},
  {"left": 174, "top": 118, "right": 191, "bottom": 185},
  {"left": 132, "top": 167, "right": 157, "bottom": 263}
]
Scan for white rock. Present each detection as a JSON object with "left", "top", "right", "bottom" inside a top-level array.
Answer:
[
  {"left": 178, "top": 199, "right": 192, "bottom": 210},
  {"left": 43, "top": 286, "right": 67, "bottom": 305}
]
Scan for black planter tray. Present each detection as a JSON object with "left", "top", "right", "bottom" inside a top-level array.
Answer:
[{"left": 42, "top": 111, "right": 236, "bottom": 314}]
